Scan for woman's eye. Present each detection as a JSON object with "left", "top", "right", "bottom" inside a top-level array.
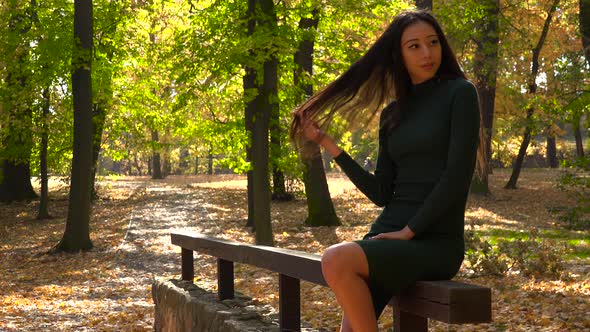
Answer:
[
  {"left": 430, "top": 39, "right": 440, "bottom": 45},
  {"left": 409, "top": 44, "right": 418, "bottom": 49}
]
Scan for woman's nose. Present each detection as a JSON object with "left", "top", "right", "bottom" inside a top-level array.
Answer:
[{"left": 421, "top": 44, "right": 432, "bottom": 59}]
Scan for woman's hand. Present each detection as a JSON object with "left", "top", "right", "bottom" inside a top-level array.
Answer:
[
  {"left": 369, "top": 226, "right": 415, "bottom": 241},
  {"left": 294, "top": 111, "right": 343, "bottom": 157},
  {"left": 296, "top": 111, "right": 327, "bottom": 145}
]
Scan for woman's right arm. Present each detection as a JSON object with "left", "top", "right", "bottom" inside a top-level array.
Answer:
[{"left": 298, "top": 111, "right": 397, "bottom": 207}]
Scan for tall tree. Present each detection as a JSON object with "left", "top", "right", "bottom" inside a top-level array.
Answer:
[
  {"left": 242, "top": 0, "right": 275, "bottom": 244},
  {"left": 270, "top": 29, "right": 290, "bottom": 201},
  {"left": 0, "top": 0, "right": 38, "bottom": 203},
  {"left": 581, "top": 0, "right": 590, "bottom": 63},
  {"left": 506, "top": 0, "right": 560, "bottom": 189},
  {"left": 573, "top": 115, "right": 586, "bottom": 158},
  {"left": 578, "top": 0, "right": 590, "bottom": 158},
  {"left": 294, "top": 8, "right": 340, "bottom": 227},
  {"left": 29, "top": 0, "right": 52, "bottom": 219},
  {"left": 37, "top": 87, "right": 51, "bottom": 219},
  {"left": 244, "top": 0, "right": 257, "bottom": 228},
  {"left": 151, "top": 129, "right": 163, "bottom": 179},
  {"left": 546, "top": 126, "right": 558, "bottom": 168},
  {"left": 90, "top": 0, "right": 123, "bottom": 199},
  {"left": 148, "top": 30, "right": 163, "bottom": 180},
  {"left": 250, "top": 0, "right": 276, "bottom": 245},
  {"left": 55, "top": 0, "right": 94, "bottom": 252},
  {"left": 470, "top": 0, "right": 500, "bottom": 195}
]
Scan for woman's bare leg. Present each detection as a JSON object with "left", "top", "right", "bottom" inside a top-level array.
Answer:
[
  {"left": 321, "top": 242, "right": 377, "bottom": 332},
  {"left": 340, "top": 314, "right": 353, "bottom": 332}
]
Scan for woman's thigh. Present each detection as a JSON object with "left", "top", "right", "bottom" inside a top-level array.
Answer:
[{"left": 355, "top": 238, "right": 462, "bottom": 293}]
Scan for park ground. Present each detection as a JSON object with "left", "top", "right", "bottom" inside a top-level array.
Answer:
[{"left": 0, "top": 169, "right": 589, "bottom": 331}]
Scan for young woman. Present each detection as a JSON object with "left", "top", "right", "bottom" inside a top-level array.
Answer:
[{"left": 290, "top": 10, "right": 485, "bottom": 332}]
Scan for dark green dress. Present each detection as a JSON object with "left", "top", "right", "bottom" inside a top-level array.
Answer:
[{"left": 333, "top": 77, "right": 480, "bottom": 317}]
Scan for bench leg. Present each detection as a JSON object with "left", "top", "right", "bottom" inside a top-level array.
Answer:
[
  {"left": 217, "top": 258, "right": 234, "bottom": 300},
  {"left": 279, "top": 274, "right": 300, "bottom": 332},
  {"left": 181, "top": 248, "right": 194, "bottom": 281},
  {"left": 393, "top": 298, "right": 428, "bottom": 332}
]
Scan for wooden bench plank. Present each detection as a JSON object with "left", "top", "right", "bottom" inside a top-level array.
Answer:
[
  {"left": 279, "top": 274, "right": 301, "bottom": 331},
  {"left": 172, "top": 231, "right": 327, "bottom": 285},
  {"left": 171, "top": 230, "right": 492, "bottom": 325}
]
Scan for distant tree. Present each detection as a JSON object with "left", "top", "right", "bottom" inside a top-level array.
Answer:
[
  {"left": 471, "top": 0, "right": 500, "bottom": 195},
  {"left": 244, "top": 0, "right": 257, "bottom": 228},
  {"left": 506, "top": 0, "right": 560, "bottom": 189},
  {"left": 578, "top": 0, "right": 590, "bottom": 158},
  {"left": 37, "top": 87, "right": 51, "bottom": 220}
]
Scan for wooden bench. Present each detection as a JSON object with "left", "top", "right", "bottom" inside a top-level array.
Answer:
[{"left": 171, "top": 230, "right": 492, "bottom": 331}]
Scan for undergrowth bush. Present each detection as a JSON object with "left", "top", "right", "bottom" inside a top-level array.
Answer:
[
  {"left": 463, "top": 226, "right": 565, "bottom": 278},
  {"left": 554, "top": 156, "right": 590, "bottom": 230}
]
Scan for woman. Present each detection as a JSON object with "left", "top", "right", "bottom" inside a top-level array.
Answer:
[{"left": 290, "top": 10, "right": 485, "bottom": 332}]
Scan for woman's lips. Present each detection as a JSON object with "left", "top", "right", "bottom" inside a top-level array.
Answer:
[{"left": 421, "top": 63, "right": 434, "bottom": 70}]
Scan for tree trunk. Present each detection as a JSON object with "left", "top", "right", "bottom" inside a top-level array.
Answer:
[
  {"left": 270, "top": 21, "right": 290, "bottom": 201},
  {"left": 55, "top": 0, "right": 93, "bottom": 252},
  {"left": 151, "top": 130, "right": 163, "bottom": 179},
  {"left": 0, "top": 1, "right": 37, "bottom": 203},
  {"left": 126, "top": 154, "right": 132, "bottom": 175},
  {"left": 147, "top": 156, "right": 152, "bottom": 175},
  {"left": 179, "top": 149, "right": 189, "bottom": 173},
  {"left": 471, "top": 0, "right": 499, "bottom": 195},
  {"left": 302, "top": 142, "right": 340, "bottom": 226},
  {"left": 294, "top": 9, "right": 340, "bottom": 226},
  {"left": 90, "top": 102, "right": 106, "bottom": 200},
  {"left": 162, "top": 152, "right": 171, "bottom": 177},
  {"left": 194, "top": 156, "right": 199, "bottom": 175},
  {"left": 244, "top": 0, "right": 257, "bottom": 229},
  {"left": 574, "top": 118, "right": 585, "bottom": 158},
  {"left": 415, "top": 0, "right": 432, "bottom": 10},
  {"left": 134, "top": 154, "right": 143, "bottom": 176},
  {"left": 271, "top": 128, "right": 291, "bottom": 201},
  {"left": 506, "top": 0, "right": 559, "bottom": 189},
  {"left": 506, "top": 109, "right": 533, "bottom": 189},
  {"left": 323, "top": 153, "right": 333, "bottom": 172},
  {"left": 207, "top": 148, "right": 213, "bottom": 175},
  {"left": 546, "top": 134, "right": 558, "bottom": 168},
  {"left": 90, "top": 5, "right": 117, "bottom": 200},
  {"left": 250, "top": 0, "right": 277, "bottom": 246},
  {"left": 34, "top": 0, "right": 49, "bottom": 220},
  {"left": 580, "top": 0, "right": 590, "bottom": 66},
  {"left": 162, "top": 129, "right": 171, "bottom": 176},
  {"left": 0, "top": 161, "right": 37, "bottom": 202},
  {"left": 580, "top": 0, "right": 590, "bottom": 157},
  {"left": 37, "top": 88, "right": 51, "bottom": 219}
]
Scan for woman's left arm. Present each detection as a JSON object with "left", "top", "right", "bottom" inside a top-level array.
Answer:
[{"left": 404, "top": 80, "right": 480, "bottom": 236}]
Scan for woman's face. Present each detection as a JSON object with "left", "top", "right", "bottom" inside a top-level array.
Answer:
[{"left": 400, "top": 20, "right": 442, "bottom": 84}]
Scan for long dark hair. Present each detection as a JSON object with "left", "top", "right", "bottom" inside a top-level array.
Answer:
[{"left": 290, "top": 10, "right": 487, "bottom": 178}]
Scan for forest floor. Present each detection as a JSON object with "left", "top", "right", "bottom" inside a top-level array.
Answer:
[{"left": 0, "top": 169, "right": 589, "bottom": 331}]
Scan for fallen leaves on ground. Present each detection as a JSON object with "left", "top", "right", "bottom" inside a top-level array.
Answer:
[{"left": 0, "top": 169, "right": 588, "bottom": 331}]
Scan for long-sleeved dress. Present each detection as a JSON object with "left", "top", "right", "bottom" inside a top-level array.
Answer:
[{"left": 333, "top": 77, "right": 480, "bottom": 316}]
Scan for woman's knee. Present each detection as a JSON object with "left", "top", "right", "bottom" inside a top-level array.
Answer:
[
  {"left": 321, "top": 242, "right": 368, "bottom": 283},
  {"left": 321, "top": 244, "right": 343, "bottom": 280}
]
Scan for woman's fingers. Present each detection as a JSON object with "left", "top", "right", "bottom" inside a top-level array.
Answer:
[
  {"left": 369, "top": 231, "right": 408, "bottom": 240},
  {"left": 299, "top": 114, "right": 322, "bottom": 143}
]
